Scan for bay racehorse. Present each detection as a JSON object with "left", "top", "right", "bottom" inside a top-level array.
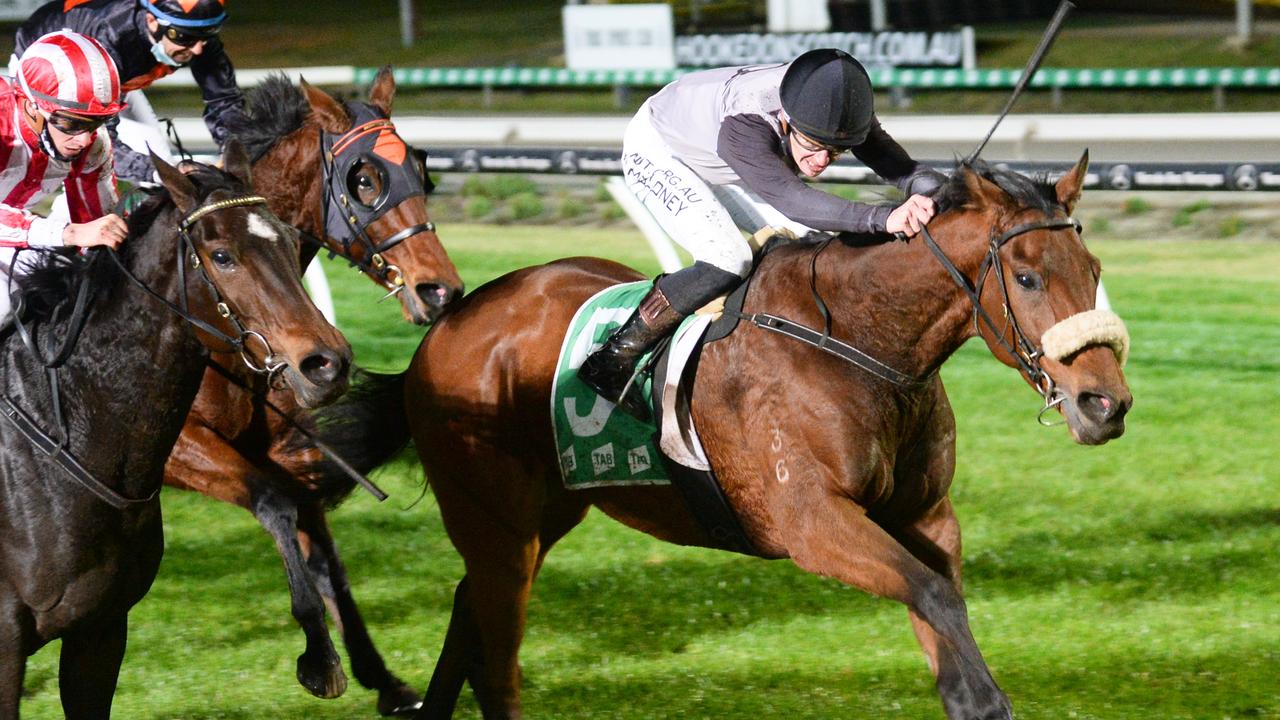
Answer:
[
  {"left": 321, "top": 152, "right": 1132, "bottom": 719},
  {"left": 0, "top": 145, "right": 350, "bottom": 718},
  {"left": 161, "top": 69, "right": 462, "bottom": 715}
]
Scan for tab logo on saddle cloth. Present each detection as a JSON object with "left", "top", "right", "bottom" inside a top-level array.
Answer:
[{"left": 551, "top": 281, "right": 682, "bottom": 489}]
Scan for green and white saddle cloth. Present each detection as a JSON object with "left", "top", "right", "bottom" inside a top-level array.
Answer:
[{"left": 551, "top": 281, "right": 705, "bottom": 489}]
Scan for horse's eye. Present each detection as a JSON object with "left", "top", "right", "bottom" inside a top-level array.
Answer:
[
  {"left": 345, "top": 159, "right": 388, "bottom": 208},
  {"left": 210, "top": 249, "right": 234, "bottom": 267},
  {"left": 1015, "top": 271, "right": 1041, "bottom": 290}
]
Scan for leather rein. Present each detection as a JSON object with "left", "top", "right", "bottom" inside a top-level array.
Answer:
[{"left": 731, "top": 216, "right": 1080, "bottom": 420}]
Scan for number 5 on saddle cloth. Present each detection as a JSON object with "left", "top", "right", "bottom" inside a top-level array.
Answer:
[{"left": 552, "top": 280, "right": 759, "bottom": 556}]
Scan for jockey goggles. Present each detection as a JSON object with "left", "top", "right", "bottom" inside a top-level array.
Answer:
[
  {"left": 160, "top": 23, "right": 219, "bottom": 47},
  {"left": 790, "top": 128, "right": 847, "bottom": 159},
  {"left": 44, "top": 110, "right": 113, "bottom": 136}
]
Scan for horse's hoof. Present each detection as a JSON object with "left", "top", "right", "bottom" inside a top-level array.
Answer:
[
  {"left": 297, "top": 652, "right": 348, "bottom": 699},
  {"left": 377, "top": 683, "right": 424, "bottom": 716}
]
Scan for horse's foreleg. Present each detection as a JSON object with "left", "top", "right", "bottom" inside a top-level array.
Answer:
[
  {"left": 460, "top": 547, "right": 535, "bottom": 720},
  {"left": 417, "top": 576, "right": 485, "bottom": 720},
  {"left": 417, "top": 496, "right": 587, "bottom": 720},
  {"left": 163, "top": 420, "right": 253, "bottom": 507},
  {"left": 296, "top": 503, "right": 421, "bottom": 716},
  {"left": 0, "top": 596, "right": 25, "bottom": 718},
  {"left": 894, "top": 498, "right": 1012, "bottom": 720},
  {"left": 784, "top": 497, "right": 1009, "bottom": 720},
  {"left": 59, "top": 613, "right": 127, "bottom": 719},
  {"left": 251, "top": 485, "right": 347, "bottom": 700}
]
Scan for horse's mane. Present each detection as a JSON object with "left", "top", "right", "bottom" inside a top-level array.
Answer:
[
  {"left": 225, "top": 73, "right": 322, "bottom": 162},
  {"left": 15, "top": 163, "right": 244, "bottom": 324},
  {"left": 934, "top": 158, "right": 1062, "bottom": 216}
]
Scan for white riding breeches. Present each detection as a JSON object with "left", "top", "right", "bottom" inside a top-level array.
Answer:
[
  {"left": 0, "top": 248, "right": 45, "bottom": 324},
  {"left": 115, "top": 90, "right": 178, "bottom": 173},
  {"left": 622, "top": 101, "right": 813, "bottom": 277}
]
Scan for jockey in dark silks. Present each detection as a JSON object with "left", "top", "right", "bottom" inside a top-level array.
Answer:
[{"left": 14, "top": 0, "right": 246, "bottom": 184}]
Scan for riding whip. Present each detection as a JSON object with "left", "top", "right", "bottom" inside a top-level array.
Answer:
[
  {"left": 967, "top": 0, "right": 1076, "bottom": 163},
  {"left": 892, "top": 0, "right": 1075, "bottom": 242}
]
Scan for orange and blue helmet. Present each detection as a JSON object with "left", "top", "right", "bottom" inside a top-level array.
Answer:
[{"left": 139, "top": 0, "right": 227, "bottom": 40}]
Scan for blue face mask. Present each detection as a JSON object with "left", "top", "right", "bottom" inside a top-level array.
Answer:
[{"left": 150, "top": 39, "right": 183, "bottom": 68}]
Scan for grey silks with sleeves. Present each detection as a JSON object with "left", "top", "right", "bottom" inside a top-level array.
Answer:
[{"left": 647, "top": 63, "right": 943, "bottom": 235}]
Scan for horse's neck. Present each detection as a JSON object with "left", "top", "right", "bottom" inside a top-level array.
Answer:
[
  {"left": 748, "top": 223, "right": 987, "bottom": 381},
  {"left": 255, "top": 125, "right": 324, "bottom": 241},
  {"left": 58, "top": 212, "right": 208, "bottom": 493}
]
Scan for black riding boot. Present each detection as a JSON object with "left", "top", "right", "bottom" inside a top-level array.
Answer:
[{"left": 578, "top": 283, "right": 686, "bottom": 421}]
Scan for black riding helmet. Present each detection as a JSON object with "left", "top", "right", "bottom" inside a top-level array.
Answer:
[
  {"left": 780, "top": 48, "right": 875, "bottom": 148},
  {"left": 139, "top": 0, "right": 227, "bottom": 39}
]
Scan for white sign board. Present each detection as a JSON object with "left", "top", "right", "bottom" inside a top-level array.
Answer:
[
  {"left": 767, "top": 0, "right": 830, "bottom": 33},
  {"left": 0, "top": 0, "right": 42, "bottom": 21},
  {"left": 675, "top": 30, "right": 975, "bottom": 70},
  {"left": 563, "top": 4, "right": 675, "bottom": 71}
]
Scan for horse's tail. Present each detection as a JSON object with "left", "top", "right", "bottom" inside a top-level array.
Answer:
[{"left": 304, "top": 367, "right": 411, "bottom": 488}]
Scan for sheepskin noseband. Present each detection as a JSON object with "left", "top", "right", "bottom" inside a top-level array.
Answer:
[{"left": 1040, "top": 309, "right": 1129, "bottom": 366}]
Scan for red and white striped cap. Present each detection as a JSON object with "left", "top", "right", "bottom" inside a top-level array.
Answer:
[{"left": 17, "top": 30, "right": 125, "bottom": 117}]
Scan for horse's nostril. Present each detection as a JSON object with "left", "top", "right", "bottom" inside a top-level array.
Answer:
[
  {"left": 300, "top": 349, "right": 344, "bottom": 386},
  {"left": 416, "top": 282, "right": 462, "bottom": 309},
  {"left": 1081, "top": 392, "right": 1122, "bottom": 423}
]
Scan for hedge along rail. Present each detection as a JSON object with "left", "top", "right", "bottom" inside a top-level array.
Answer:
[
  {"left": 144, "top": 65, "right": 1280, "bottom": 111},
  {"left": 351, "top": 65, "right": 1280, "bottom": 110}
]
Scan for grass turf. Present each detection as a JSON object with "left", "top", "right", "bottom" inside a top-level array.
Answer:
[{"left": 17, "top": 227, "right": 1280, "bottom": 719}]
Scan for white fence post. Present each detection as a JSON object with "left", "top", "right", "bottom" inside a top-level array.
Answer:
[{"left": 304, "top": 260, "right": 337, "bottom": 325}]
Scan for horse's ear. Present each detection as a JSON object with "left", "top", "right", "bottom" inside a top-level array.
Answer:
[
  {"left": 301, "top": 76, "right": 349, "bottom": 133},
  {"left": 153, "top": 151, "right": 197, "bottom": 213},
  {"left": 222, "top": 138, "right": 252, "bottom": 187},
  {"left": 1055, "top": 149, "right": 1089, "bottom": 214},
  {"left": 368, "top": 65, "right": 396, "bottom": 115},
  {"left": 960, "top": 164, "right": 1009, "bottom": 210}
]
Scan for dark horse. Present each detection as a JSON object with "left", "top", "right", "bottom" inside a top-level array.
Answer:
[
  {"left": 160, "top": 69, "right": 462, "bottom": 715},
  {"left": 324, "top": 153, "right": 1133, "bottom": 719},
  {"left": 0, "top": 145, "right": 350, "bottom": 718}
]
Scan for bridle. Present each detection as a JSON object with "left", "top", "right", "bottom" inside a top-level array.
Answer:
[
  {"left": 0, "top": 190, "right": 287, "bottom": 509},
  {"left": 920, "top": 215, "right": 1082, "bottom": 424},
  {"left": 118, "top": 193, "right": 288, "bottom": 379},
  {"left": 316, "top": 102, "right": 434, "bottom": 298},
  {"left": 731, "top": 214, "right": 1086, "bottom": 425}
]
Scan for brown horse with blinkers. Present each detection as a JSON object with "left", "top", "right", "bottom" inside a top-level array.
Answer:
[
  {"left": 322, "top": 151, "right": 1131, "bottom": 719},
  {"left": 161, "top": 69, "right": 462, "bottom": 715}
]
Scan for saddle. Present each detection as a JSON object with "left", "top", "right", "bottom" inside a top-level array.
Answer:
[
  {"left": 553, "top": 229, "right": 855, "bottom": 557},
  {"left": 645, "top": 230, "right": 828, "bottom": 558}
]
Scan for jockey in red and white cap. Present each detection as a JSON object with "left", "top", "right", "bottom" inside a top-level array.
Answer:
[
  {"left": 14, "top": 0, "right": 246, "bottom": 184},
  {"left": 0, "top": 30, "right": 130, "bottom": 322}
]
